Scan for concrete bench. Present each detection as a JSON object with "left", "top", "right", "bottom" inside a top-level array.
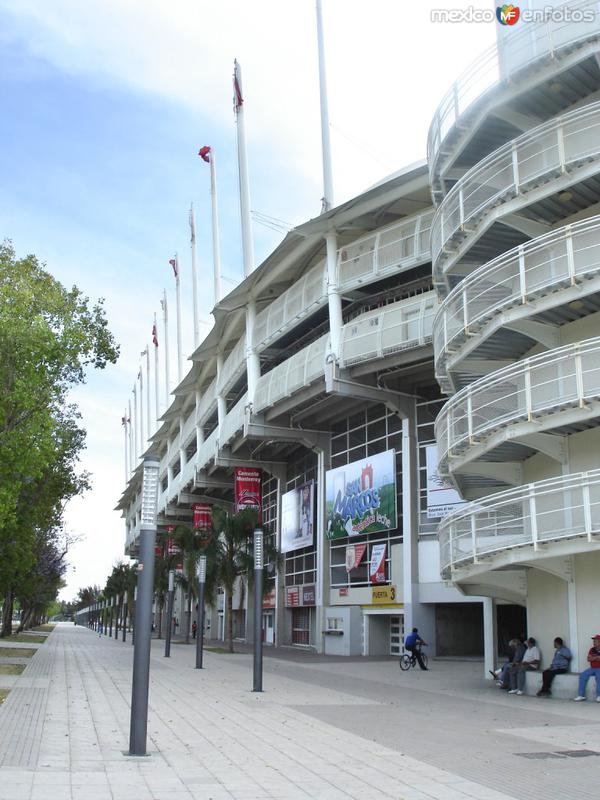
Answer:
[{"left": 524, "top": 670, "right": 599, "bottom": 700}]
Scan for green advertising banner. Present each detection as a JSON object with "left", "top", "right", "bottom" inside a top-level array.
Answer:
[{"left": 326, "top": 449, "right": 397, "bottom": 539}]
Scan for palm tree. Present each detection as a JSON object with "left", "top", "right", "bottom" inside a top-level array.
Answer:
[{"left": 208, "top": 507, "right": 280, "bottom": 653}]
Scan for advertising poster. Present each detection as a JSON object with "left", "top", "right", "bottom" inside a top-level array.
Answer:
[
  {"left": 369, "top": 543, "right": 387, "bottom": 584},
  {"left": 281, "top": 482, "right": 315, "bottom": 553},
  {"left": 234, "top": 467, "right": 262, "bottom": 523},
  {"left": 192, "top": 503, "right": 212, "bottom": 530},
  {"left": 425, "top": 444, "right": 466, "bottom": 519},
  {"left": 345, "top": 543, "right": 367, "bottom": 572},
  {"left": 326, "top": 449, "right": 397, "bottom": 539}
]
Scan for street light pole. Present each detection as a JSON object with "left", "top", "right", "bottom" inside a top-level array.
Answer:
[
  {"left": 165, "top": 569, "right": 175, "bottom": 658},
  {"left": 195, "top": 556, "right": 206, "bottom": 669},
  {"left": 131, "top": 585, "right": 137, "bottom": 646},
  {"left": 128, "top": 455, "right": 159, "bottom": 757},
  {"left": 114, "top": 594, "right": 120, "bottom": 639},
  {"left": 122, "top": 591, "right": 128, "bottom": 643},
  {"left": 109, "top": 597, "right": 114, "bottom": 637},
  {"left": 253, "top": 528, "right": 264, "bottom": 693}
]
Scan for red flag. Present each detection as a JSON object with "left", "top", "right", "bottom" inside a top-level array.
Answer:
[
  {"left": 198, "top": 145, "right": 211, "bottom": 163},
  {"left": 121, "top": 415, "right": 127, "bottom": 426},
  {"left": 152, "top": 323, "right": 158, "bottom": 347},
  {"left": 233, "top": 60, "right": 243, "bottom": 112},
  {"left": 169, "top": 257, "right": 178, "bottom": 278}
]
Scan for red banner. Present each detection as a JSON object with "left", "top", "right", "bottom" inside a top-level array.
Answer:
[
  {"left": 166, "top": 537, "right": 181, "bottom": 555},
  {"left": 192, "top": 503, "right": 212, "bottom": 530},
  {"left": 345, "top": 543, "right": 367, "bottom": 572},
  {"left": 234, "top": 467, "right": 262, "bottom": 523}
]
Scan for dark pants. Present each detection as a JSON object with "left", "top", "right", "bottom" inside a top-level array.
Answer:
[
  {"left": 540, "top": 667, "right": 567, "bottom": 693},
  {"left": 407, "top": 645, "right": 427, "bottom": 670}
]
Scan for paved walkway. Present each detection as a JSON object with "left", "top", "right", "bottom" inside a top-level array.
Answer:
[{"left": 0, "top": 625, "right": 599, "bottom": 800}]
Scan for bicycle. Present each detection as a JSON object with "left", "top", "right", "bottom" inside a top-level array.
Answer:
[{"left": 399, "top": 643, "right": 428, "bottom": 671}]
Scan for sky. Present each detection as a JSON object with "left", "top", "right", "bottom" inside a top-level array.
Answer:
[{"left": 0, "top": 0, "right": 498, "bottom": 601}]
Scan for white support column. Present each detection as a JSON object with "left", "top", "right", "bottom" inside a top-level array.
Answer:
[
  {"left": 316, "top": 0, "right": 334, "bottom": 212},
  {"left": 315, "top": 447, "right": 329, "bottom": 655},
  {"left": 567, "top": 567, "right": 580, "bottom": 671},
  {"left": 195, "top": 389, "right": 205, "bottom": 452},
  {"left": 179, "top": 415, "right": 187, "bottom": 472},
  {"left": 216, "top": 352, "right": 227, "bottom": 433},
  {"left": 325, "top": 231, "right": 343, "bottom": 360},
  {"left": 245, "top": 299, "right": 261, "bottom": 408},
  {"left": 483, "top": 597, "right": 498, "bottom": 680}
]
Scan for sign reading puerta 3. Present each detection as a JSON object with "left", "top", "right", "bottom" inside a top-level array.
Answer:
[{"left": 326, "top": 449, "right": 397, "bottom": 539}]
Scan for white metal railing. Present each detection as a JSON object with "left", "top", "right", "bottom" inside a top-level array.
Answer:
[
  {"left": 197, "top": 427, "right": 219, "bottom": 472},
  {"left": 196, "top": 378, "right": 217, "bottom": 426},
  {"left": 339, "top": 291, "right": 438, "bottom": 368},
  {"left": 219, "top": 393, "right": 248, "bottom": 447},
  {"left": 431, "top": 100, "right": 600, "bottom": 281},
  {"left": 433, "top": 216, "right": 600, "bottom": 387},
  {"left": 427, "top": 0, "right": 600, "bottom": 187},
  {"left": 439, "top": 469, "right": 600, "bottom": 577},
  {"left": 254, "top": 262, "right": 327, "bottom": 352},
  {"left": 337, "top": 210, "right": 433, "bottom": 291},
  {"left": 436, "top": 337, "right": 600, "bottom": 473},
  {"left": 216, "top": 334, "right": 246, "bottom": 396},
  {"left": 254, "top": 334, "right": 328, "bottom": 414}
]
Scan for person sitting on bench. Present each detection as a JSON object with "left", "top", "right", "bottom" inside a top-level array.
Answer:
[{"left": 537, "top": 637, "right": 571, "bottom": 697}]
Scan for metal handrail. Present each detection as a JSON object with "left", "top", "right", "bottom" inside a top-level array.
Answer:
[
  {"left": 439, "top": 468, "right": 600, "bottom": 577},
  {"left": 431, "top": 100, "right": 600, "bottom": 281},
  {"left": 436, "top": 337, "right": 600, "bottom": 473},
  {"left": 339, "top": 291, "right": 438, "bottom": 368},
  {"left": 433, "top": 215, "right": 600, "bottom": 387},
  {"left": 427, "top": 0, "right": 600, "bottom": 187}
]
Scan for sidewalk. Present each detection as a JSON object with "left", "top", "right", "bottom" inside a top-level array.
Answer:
[{"left": 0, "top": 624, "right": 599, "bottom": 800}]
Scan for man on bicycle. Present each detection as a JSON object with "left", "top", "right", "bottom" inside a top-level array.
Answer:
[{"left": 404, "top": 627, "right": 428, "bottom": 671}]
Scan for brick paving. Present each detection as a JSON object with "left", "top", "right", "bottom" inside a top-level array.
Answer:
[{"left": 0, "top": 625, "right": 599, "bottom": 799}]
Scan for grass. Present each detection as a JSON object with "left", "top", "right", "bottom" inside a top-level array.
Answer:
[
  {"left": 0, "top": 648, "right": 37, "bottom": 659},
  {"left": 0, "top": 664, "right": 25, "bottom": 675},
  {"left": 0, "top": 689, "right": 8, "bottom": 705},
  {"left": 33, "top": 624, "right": 55, "bottom": 632},
  {"left": 7, "top": 634, "right": 47, "bottom": 644}
]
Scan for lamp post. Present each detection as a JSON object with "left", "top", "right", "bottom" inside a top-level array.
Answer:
[
  {"left": 114, "top": 594, "right": 120, "bottom": 639},
  {"left": 165, "top": 569, "right": 175, "bottom": 658},
  {"left": 195, "top": 556, "right": 207, "bottom": 669},
  {"left": 109, "top": 597, "right": 114, "bottom": 637},
  {"left": 128, "top": 455, "right": 160, "bottom": 757},
  {"left": 122, "top": 591, "right": 128, "bottom": 643},
  {"left": 253, "top": 529, "right": 264, "bottom": 693},
  {"left": 131, "top": 585, "right": 137, "bottom": 646}
]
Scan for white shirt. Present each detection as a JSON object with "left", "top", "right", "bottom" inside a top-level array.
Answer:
[{"left": 522, "top": 646, "right": 540, "bottom": 664}]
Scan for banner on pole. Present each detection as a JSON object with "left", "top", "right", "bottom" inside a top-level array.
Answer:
[
  {"left": 234, "top": 467, "right": 262, "bottom": 523},
  {"left": 192, "top": 503, "right": 212, "bottom": 530}
]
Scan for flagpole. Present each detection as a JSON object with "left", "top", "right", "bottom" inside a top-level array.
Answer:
[
  {"left": 123, "top": 411, "right": 129, "bottom": 484},
  {"left": 138, "top": 366, "right": 144, "bottom": 448},
  {"left": 189, "top": 206, "right": 200, "bottom": 349},
  {"left": 132, "top": 384, "right": 138, "bottom": 462},
  {"left": 128, "top": 399, "right": 134, "bottom": 472},
  {"left": 162, "top": 290, "right": 170, "bottom": 408},
  {"left": 153, "top": 314, "right": 160, "bottom": 424},
  {"left": 145, "top": 346, "right": 151, "bottom": 438},
  {"left": 174, "top": 255, "right": 183, "bottom": 383},
  {"left": 233, "top": 60, "right": 254, "bottom": 278},
  {"left": 209, "top": 152, "right": 222, "bottom": 304},
  {"left": 316, "top": 0, "right": 334, "bottom": 212}
]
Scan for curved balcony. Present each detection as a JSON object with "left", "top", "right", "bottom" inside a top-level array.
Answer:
[
  {"left": 433, "top": 216, "right": 600, "bottom": 392},
  {"left": 339, "top": 291, "right": 437, "bottom": 369},
  {"left": 254, "top": 334, "right": 328, "bottom": 414},
  {"left": 439, "top": 469, "right": 600, "bottom": 579},
  {"left": 337, "top": 210, "right": 433, "bottom": 292},
  {"left": 436, "top": 338, "right": 600, "bottom": 476},
  {"left": 254, "top": 262, "right": 327, "bottom": 353},
  {"left": 431, "top": 101, "right": 600, "bottom": 289},
  {"left": 217, "top": 335, "right": 246, "bottom": 396},
  {"left": 428, "top": 0, "right": 600, "bottom": 200}
]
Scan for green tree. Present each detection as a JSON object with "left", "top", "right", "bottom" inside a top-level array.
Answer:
[
  {"left": 0, "top": 241, "right": 119, "bottom": 635},
  {"left": 208, "top": 508, "right": 280, "bottom": 653}
]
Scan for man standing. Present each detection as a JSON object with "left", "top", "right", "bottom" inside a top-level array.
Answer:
[
  {"left": 574, "top": 634, "right": 600, "bottom": 702},
  {"left": 404, "top": 627, "right": 428, "bottom": 671},
  {"left": 508, "top": 637, "right": 540, "bottom": 695},
  {"left": 537, "top": 637, "right": 571, "bottom": 697}
]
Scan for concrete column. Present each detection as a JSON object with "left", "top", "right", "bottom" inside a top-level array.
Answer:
[
  {"left": 245, "top": 298, "right": 261, "bottom": 407},
  {"left": 567, "top": 572, "right": 580, "bottom": 671},
  {"left": 315, "top": 446, "right": 330, "bottom": 654},
  {"left": 216, "top": 353, "right": 227, "bottom": 431},
  {"left": 483, "top": 597, "right": 498, "bottom": 679},
  {"left": 179, "top": 415, "right": 187, "bottom": 471},
  {"left": 325, "top": 231, "right": 343, "bottom": 360},
  {"left": 195, "top": 389, "right": 205, "bottom": 452}
]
